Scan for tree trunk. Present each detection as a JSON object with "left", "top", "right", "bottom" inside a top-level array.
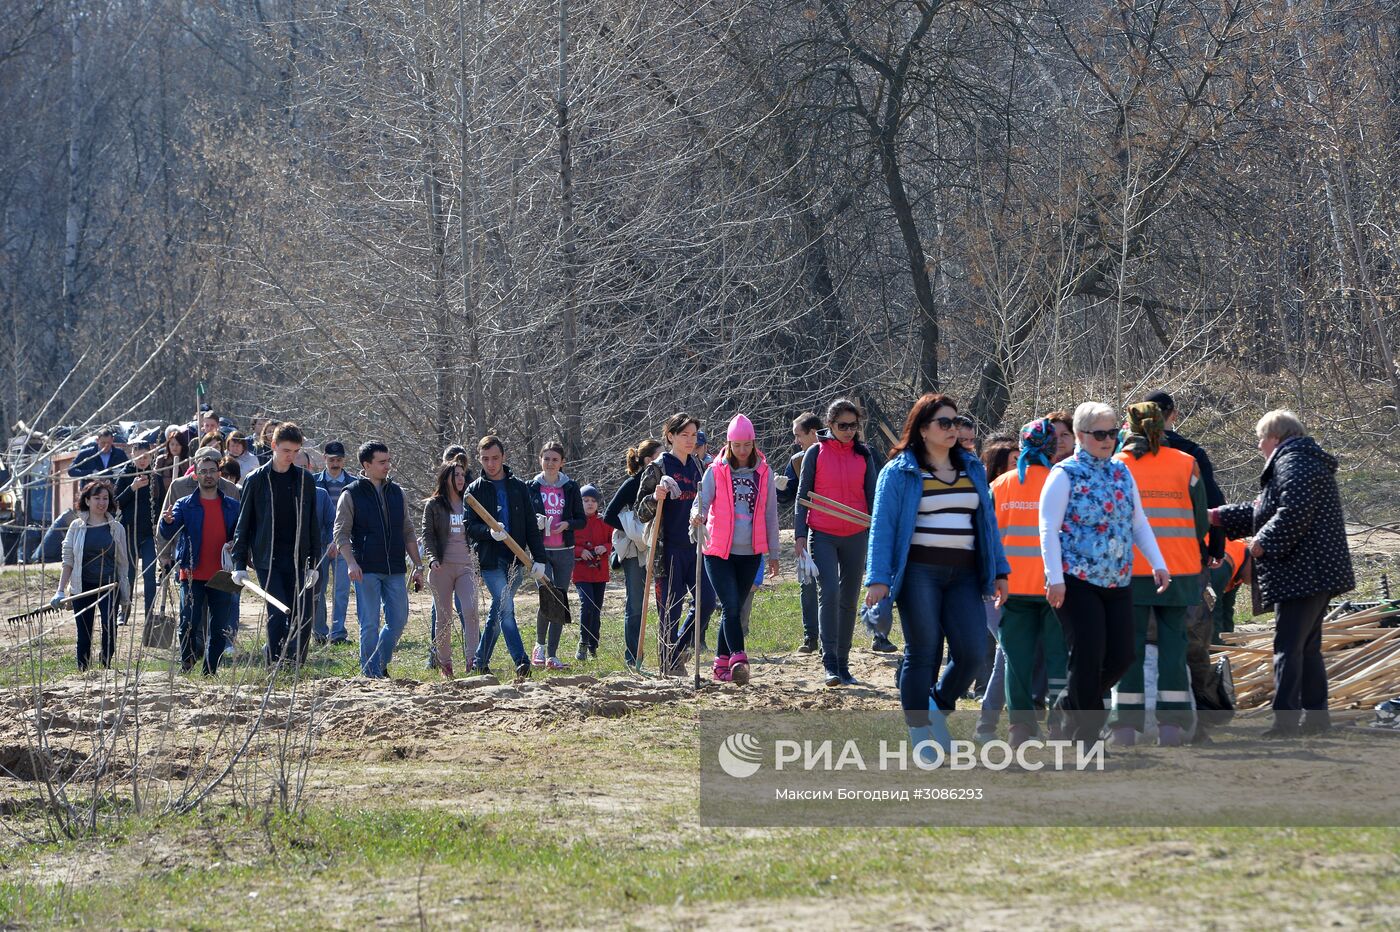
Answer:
[{"left": 556, "top": 0, "right": 582, "bottom": 458}]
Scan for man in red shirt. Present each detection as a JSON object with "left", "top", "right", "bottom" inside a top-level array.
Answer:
[{"left": 159, "top": 456, "right": 241, "bottom": 674}]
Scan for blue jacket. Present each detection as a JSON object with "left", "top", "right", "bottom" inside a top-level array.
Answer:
[
  {"left": 864, "top": 446, "right": 1009, "bottom": 599},
  {"left": 159, "top": 488, "right": 241, "bottom": 571}
]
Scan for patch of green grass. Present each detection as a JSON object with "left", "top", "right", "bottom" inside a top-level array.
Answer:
[{"left": 3, "top": 803, "right": 1399, "bottom": 928}]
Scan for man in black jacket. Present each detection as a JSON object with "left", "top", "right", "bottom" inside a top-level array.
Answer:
[
  {"left": 70, "top": 427, "right": 129, "bottom": 482},
  {"left": 113, "top": 442, "right": 161, "bottom": 619},
  {"left": 466, "top": 435, "right": 547, "bottom": 678},
  {"left": 230, "top": 422, "right": 322, "bottom": 666},
  {"left": 775, "top": 413, "right": 823, "bottom": 653}
]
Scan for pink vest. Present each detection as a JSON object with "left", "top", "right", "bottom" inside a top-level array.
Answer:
[
  {"left": 704, "top": 455, "right": 771, "bottom": 559},
  {"left": 809, "top": 439, "right": 868, "bottom": 536}
]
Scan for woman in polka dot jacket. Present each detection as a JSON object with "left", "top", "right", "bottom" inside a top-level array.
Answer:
[{"left": 1212, "top": 409, "right": 1354, "bottom": 737}]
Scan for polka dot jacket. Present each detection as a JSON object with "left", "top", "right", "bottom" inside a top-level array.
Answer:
[{"left": 1217, "top": 436, "right": 1355, "bottom": 605}]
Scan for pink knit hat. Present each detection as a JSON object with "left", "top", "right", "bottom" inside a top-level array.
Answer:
[{"left": 726, "top": 414, "right": 756, "bottom": 442}]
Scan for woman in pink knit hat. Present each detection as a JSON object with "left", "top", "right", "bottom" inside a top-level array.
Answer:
[{"left": 690, "top": 414, "right": 780, "bottom": 684}]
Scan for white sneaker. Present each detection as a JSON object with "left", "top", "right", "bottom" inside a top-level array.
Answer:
[{"left": 531, "top": 644, "right": 546, "bottom": 667}]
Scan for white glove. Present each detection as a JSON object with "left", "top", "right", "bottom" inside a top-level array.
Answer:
[
  {"left": 536, "top": 513, "right": 549, "bottom": 531},
  {"left": 490, "top": 527, "right": 508, "bottom": 542},
  {"left": 231, "top": 570, "right": 248, "bottom": 586},
  {"left": 659, "top": 475, "right": 681, "bottom": 496},
  {"left": 50, "top": 591, "right": 64, "bottom": 607},
  {"left": 689, "top": 520, "right": 710, "bottom": 548},
  {"left": 593, "top": 545, "right": 607, "bottom": 556},
  {"left": 304, "top": 568, "right": 319, "bottom": 589},
  {"left": 531, "top": 562, "right": 548, "bottom": 581},
  {"left": 774, "top": 474, "right": 790, "bottom": 491},
  {"left": 220, "top": 542, "right": 234, "bottom": 572}
]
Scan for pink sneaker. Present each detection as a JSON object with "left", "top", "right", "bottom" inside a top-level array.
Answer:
[
  {"left": 531, "top": 644, "right": 546, "bottom": 667},
  {"left": 729, "top": 651, "right": 750, "bottom": 686},
  {"left": 713, "top": 654, "right": 732, "bottom": 682},
  {"left": 545, "top": 656, "right": 569, "bottom": 670}
]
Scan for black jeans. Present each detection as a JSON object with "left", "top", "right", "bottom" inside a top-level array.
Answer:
[
  {"left": 261, "top": 563, "right": 316, "bottom": 666},
  {"left": 705, "top": 552, "right": 762, "bottom": 657},
  {"left": 1053, "top": 576, "right": 1135, "bottom": 743},
  {"left": 73, "top": 589, "right": 118, "bottom": 671},
  {"left": 1272, "top": 592, "right": 1331, "bottom": 729}
]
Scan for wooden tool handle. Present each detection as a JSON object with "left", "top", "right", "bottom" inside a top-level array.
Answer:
[
  {"left": 464, "top": 493, "right": 534, "bottom": 569},
  {"left": 808, "top": 491, "right": 871, "bottom": 521}
]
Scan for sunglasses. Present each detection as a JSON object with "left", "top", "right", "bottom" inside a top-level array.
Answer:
[
  {"left": 930, "top": 416, "right": 958, "bottom": 430},
  {"left": 1084, "top": 429, "right": 1118, "bottom": 442},
  {"left": 833, "top": 421, "right": 859, "bottom": 431}
]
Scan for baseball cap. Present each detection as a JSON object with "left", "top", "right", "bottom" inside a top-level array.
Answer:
[{"left": 1144, "top": 390, "right": 1175, "bottom": 414}]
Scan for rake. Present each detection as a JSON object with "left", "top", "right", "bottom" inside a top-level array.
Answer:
[{"left": 4, "top": 582, "right": 120, "bottom": 627}]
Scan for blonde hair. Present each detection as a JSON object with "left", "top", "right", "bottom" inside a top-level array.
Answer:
[
  {"left": 1072, "top": 402, "right": 1118, "bottom": 433},
  {"left": 1256, "top": 409, "right": 1305, "bottom": 442}
]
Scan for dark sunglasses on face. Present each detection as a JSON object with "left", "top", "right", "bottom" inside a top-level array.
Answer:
[
  {"left": 1085, "top": 429, "right": 1117, "bottom": 442},
  {"left": 931, "top": 416, "right": 957, "bottom": 431},
  {"left": 833, "top": 421, "right": 859, "bottom": 431}
]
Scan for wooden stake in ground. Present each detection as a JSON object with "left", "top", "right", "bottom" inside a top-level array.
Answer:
[
  {"left": 635, "top": 494, "right": 665, "bottom": 673},
  {"left": 694, "top": 532, "right": 703, "bottom": 688}
]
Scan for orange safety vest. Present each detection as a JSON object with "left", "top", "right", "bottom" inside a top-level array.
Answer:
[
  {"left": 1221, "top": 537, "right": 1249, "bottom": 592},
  {"left": 1114, "top": 446, "right": 1203, "bottom": 577},
  {"left": 990, "top": 465, "right": 1049, "bottom": 597}
]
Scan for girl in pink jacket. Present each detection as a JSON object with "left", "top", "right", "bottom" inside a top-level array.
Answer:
[{"left": 690, "top": 414, "right": 780, "bottom": 684}]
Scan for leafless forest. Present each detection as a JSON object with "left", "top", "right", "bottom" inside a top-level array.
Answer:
[{"left": 3, "top": 0, "right": 1397, "bottom": 487}]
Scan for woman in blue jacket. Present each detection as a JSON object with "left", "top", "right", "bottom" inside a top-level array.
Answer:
[{"left": 865, "top": 394, "right": 1009, "bottom": 752}]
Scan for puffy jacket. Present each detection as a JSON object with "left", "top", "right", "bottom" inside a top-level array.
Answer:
[
  {"left": 864, "top": 446, "right": 1009, "bottom": 599},
  {"left": 794, "top": 431, "right": 880, "bottom": 539},
  {"left": 1217, "top": 436, "right": 1354, "bottom": 605},
  {"left": 573, "top": 515, "right": 614, "bottom": 583}
]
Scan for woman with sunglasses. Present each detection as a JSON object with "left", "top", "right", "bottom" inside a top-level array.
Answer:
[
  {"left": 794, "top": 399, "right": 883, "bottom": 686},
  {"left": 1039, "top": 402, "right": 1170, "bottom": 746},
  {"left": 865, "top": 395, "right": 1009, "bottom": 753}
]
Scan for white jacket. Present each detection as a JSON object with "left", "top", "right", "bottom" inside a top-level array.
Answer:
[
  {"left": 610, "top": 508, "right": 650, "bottom": 563},
  {"left": 60, "top": 514, "right": 132, "bottom": 603}
]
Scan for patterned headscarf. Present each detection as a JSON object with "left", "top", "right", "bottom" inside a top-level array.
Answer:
[
  {"left": 1016, "top": 417, "right": 1057, "bottom": 482},
  {"left": 1121, "top": 401, "right": 1167, "bottom": 458}
]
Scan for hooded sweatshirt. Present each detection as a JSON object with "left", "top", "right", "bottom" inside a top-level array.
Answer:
[{"left": 528, "top": 471, "right": 586, "bottom": 550}]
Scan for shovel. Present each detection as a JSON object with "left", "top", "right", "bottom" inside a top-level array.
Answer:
[
  {"left": 463, "top": 493, "right": 571, "bottom": 623},
  {"left": 205, "top": 569, "right": 291, "bottom": 615}
]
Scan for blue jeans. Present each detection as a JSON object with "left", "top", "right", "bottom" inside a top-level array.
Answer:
[
  {"left": 705, "top": 553, "right": 761, "bottom": 657},
  {"left": 355, "top": 572, "right": 409, "bottom": 677},
  {"left": 315, "top": 554, "right": 350, "bottom": 641},
  {"left": 621, "top": 556, "right": 645, "bottom": 664},
  {"left": 475, "top": 564, "right": 528, "bottom": 669},
  {"left": 896, "top": 561, "right": 985, "bottom": 721}
]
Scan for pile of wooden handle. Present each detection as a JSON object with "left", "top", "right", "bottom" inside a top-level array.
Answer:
[{"left": 1213, "top": 602, "right": 1400, "bottom": 709}]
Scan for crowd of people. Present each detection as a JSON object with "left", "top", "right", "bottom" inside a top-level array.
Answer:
[{"left": 49, "top": 391, "right": 1355, "bottom": 744}]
